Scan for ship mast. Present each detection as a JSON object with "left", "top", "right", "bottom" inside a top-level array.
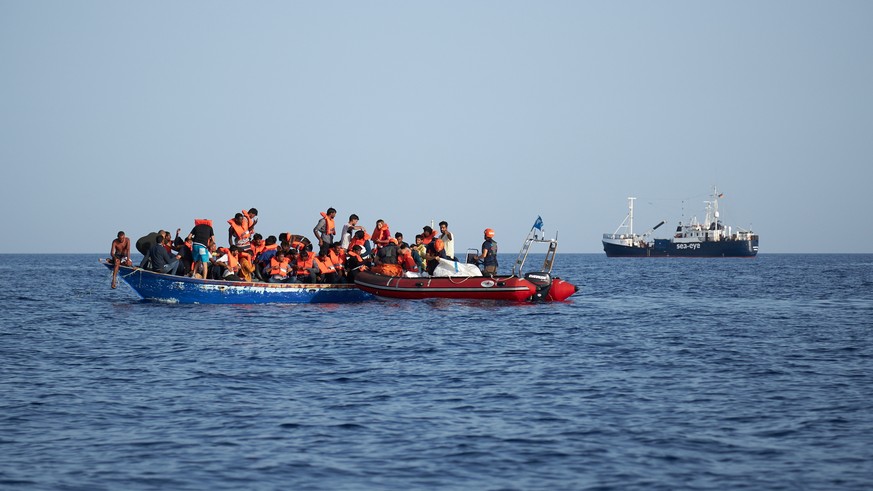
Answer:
[{"left": 628, "top": 197, "right": 635, "bottom": 237}]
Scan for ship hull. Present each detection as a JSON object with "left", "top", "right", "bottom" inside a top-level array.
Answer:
[
  {"left": 104, "top": 261, "right": 373, "bottom": 304},
  {"left": 603, "top": 238, "right": 758, "bottom": 257}
]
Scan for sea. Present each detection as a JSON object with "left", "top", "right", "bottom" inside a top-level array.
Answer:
[{"left": 1, "top": 253, "right": 872, "bottom": 491}]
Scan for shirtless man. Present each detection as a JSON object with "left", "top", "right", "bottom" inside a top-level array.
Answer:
[{"left": 109, "top": 231, "right": 132, "bottom": 289}]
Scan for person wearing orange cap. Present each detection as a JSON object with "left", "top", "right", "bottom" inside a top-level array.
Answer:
[{"left": 478, "top": 228, "right": 498, "bottom": 276}]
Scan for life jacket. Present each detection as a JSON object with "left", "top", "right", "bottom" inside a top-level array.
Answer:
[
  {"left": 373, "top": 224, "right": 391, "bottom": 245},
  {"left": 314, "top": 256, "right": 336, "bottom": 275},
  {"left": 295, "top": 255, "right": 315, "bottom": 275},
  {"left": 241, "top": 209, "right": 256, "bottom": 229},
  {"left": 431, "top": 238, "right": 444, "bottom": 253},
  {"left": 227, "top": 218, "right": 251, "bottom": 246},
  {"left": 349, "top": 233, "right": 370, "bottom": 250},
  {"left": 257, "top": 243, "right": 278, "bottom": 263},
  {"left": 270, "top": 257, "right": 291, "bottom": 278},
  {"left": 218, "top": 247, "right": 239, "bottom": 271},
  {"left": 328, "top": 248, "right": 345, "bottom": 271},
  {"left": 398, "top": 251, "right": 418, "bottom": 272},
  {"left": 421, "top": 230, "right": 436, "bottom": 245},
  {"left": 320, "top": 212, "right": 336, "bottom": 235},
  {"left": 194, "top": 218, "right": 213, "bottom": 228},
  {"left": 250, "top": 240, "right": 265, "bottom": 258}
]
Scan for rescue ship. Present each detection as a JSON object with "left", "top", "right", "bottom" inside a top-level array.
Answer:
[
  {"left": 354, "top": 217, "right": 579, "bottom": 302},
  {"left": 602, "top": 188, "right": 759, "bottom": 258}
]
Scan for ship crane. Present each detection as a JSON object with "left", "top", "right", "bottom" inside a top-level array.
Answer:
[{"left": 641, "top": 220, "right": 666, "bottom": 240}]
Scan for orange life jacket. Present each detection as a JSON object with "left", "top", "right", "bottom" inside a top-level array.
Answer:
[
  {"left": 218, "top": 247, "right": 239, "bottom": 271},
  {"left": 421, "top": 230, "right": 437, "bottom": 245},
  {"left": 250, "top": 241, "right": 265, "bottom": 258},
  {"left": 398, "top": 251, "right": 418, "bottom": 272},
  {"left": 373, "top": 225, "right": 391, "bottom": 245},
  {"left": 227, "top": 218, "right": 251, "bottom": 245},
  {"left": 349, "top": 233, "right": 370, "bottom": 250},
  {"left": 270, "top": 257, "right": 291, "bottom": 278},
  {"left": 314, "top": 256, "right": 336, "bottom": 275},
  {"left": 320, "top": 212, "right": 336, "bottom": 235},
  {"left": 241, "top": 209, "right": 256, "bottom": 230},
  {"left": 295, "top": 255, "right": 315, "bottom": 275},
  {"left": 328, "top": 248, "right": 345, "bottom": 271},
  {"left": 194, "top": 218, "right": 213, "bottom": 228}
]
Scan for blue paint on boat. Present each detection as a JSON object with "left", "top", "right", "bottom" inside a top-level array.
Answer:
[{"left": 103, "top": 261, "right": 372, "bottom": 304}]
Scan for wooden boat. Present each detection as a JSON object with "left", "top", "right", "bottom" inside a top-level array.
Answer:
[
  {"left": 354, "top": 217, "right": 579, "bottom": 302},
  {"left": 102, "top": 260, "right": 372, "bottom": 304}
]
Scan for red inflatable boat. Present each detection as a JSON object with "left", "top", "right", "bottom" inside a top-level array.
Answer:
[
  {"left": 353, "top": 217, "right": 579, "bottom": 302},
  {"left": 354, "top": 270, "right": 578, "bottom": 302}
]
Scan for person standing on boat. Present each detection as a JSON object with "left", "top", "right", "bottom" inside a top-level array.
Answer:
[
  {"left": 188, "top": 219, "right": 215, "bottom": 279},
  {"left": 228, "top": 212, "right": 253, "bottom": 254},
  {"left": 478, "top": 228, "right": 498, "bottom": 276},
  {"left": 340, "top": 213, "right": 365, "bottom": 250},
  {"left": 372, "top": 219, "right": 391, "bottom": 250},
  {"left": 313, "top": 207, "right": 337, "bottom": 248},
  {"left": 438, "top": 221, "right": 455, "bottom": 260}
]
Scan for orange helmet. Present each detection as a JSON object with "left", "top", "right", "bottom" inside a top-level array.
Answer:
[{"left": 484, "top": 228, "right": 495, "bottom": 238}]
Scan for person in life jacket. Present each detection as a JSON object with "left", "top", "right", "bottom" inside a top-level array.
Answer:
[
  {"left": 372, "top": 219, "right": 391, "bottom": 249},
  {"left": 268, "top": 249, "right": 292, "bottom": 283},
  {"left": 424, "top": 236, "right": 447, "bottom": 275},
  {"left": 328, "top": 242, "right": 347, "bottom": 283},
  {"left": 249, "top": 233, "right": 265, "bottom": 258},
  {"left": 255, "top": 235, "right": 279, "bottom": 281},
  {"left": 373, "top": 238, "right": 403, "bottom": 277},
  {"left": 346, "top": 244, "right": 370, "bottom": 282},
  {"left": 438, "top": 221, "right": 455, "bottom": 260},
  {"left": 279, "top": 232, "right": 310, "bottom": 252},
  {"left": 398, "top": 243, "right": 419, "bottom": 274},
  {"left": 314, "top": 246, "right": 339, "bottom": 283},
  {"left": 313, "top": 207, "right": 337, "bottom": 248},
  {"left": 242, "top": 208, "right": 258, "bottom": 233},
  {"left": 478, "top": 228, "right": 499, "bottom": 276},
  {"left": 420, "top": 225, "right": 438, "bottom": 246},
  {"left": 228, "top": 213, "right": 253, "bottom": 253},
  {"left": 294, "top": 249, "right": 318, "bottom": 283},
  {"left": 349, "top": 230, "right": 372, "bottom": 258},
  {"left": 215, "top": 246, "right": 243, "bottom": 282}
]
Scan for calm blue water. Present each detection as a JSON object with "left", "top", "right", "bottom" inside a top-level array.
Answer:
[{"left": 2, "top": 254, "right": 872, "bottom": 490}]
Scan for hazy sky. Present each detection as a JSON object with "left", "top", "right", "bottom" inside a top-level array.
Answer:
[{"left": 2, "top": 1, "right": 871, "bottom": 254}]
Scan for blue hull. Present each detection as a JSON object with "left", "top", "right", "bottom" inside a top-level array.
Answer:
[
  {"left": 603, "top": 238, "right": 758, "bottom": 257},
  {"left": 104, "top": 262, "right": 372, "bottom": 304}
]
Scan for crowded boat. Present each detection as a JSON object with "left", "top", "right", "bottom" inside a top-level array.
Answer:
[{"left": 111, "top": 207, "right": 492, "bottom": 285}]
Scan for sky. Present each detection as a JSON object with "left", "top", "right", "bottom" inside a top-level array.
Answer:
[{"left": 2, "top": 1, "right": 871, "bottom": 254}]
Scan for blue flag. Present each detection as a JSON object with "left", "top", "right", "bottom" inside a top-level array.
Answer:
[{"left": 533, "top": 216, "right": 543, "bottom": 230}]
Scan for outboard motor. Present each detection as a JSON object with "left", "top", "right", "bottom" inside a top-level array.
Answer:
[{"left": 524, "top": 272, "right": 553, "bottom": 302}]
